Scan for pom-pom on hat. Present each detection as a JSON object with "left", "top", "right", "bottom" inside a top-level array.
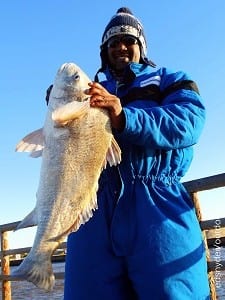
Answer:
[{"left": 97, "top": 7, "right": 156, "bottom": 76}]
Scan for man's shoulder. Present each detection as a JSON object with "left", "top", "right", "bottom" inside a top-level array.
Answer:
[
  {"left": 154, "top": 67, "right": 192, "bottom": 90},
  {"left": 154, "top": 66, "right": 188, "bottom": 79}
]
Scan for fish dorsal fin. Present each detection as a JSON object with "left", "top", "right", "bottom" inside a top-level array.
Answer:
[
  {"left": 106, "top": 137, "right": 122, "bottom": 167},
  {"left": 52, "top": 99, "right": 90, "bottom": 125},
  {"left": 15, "top": 128, "right": 44, "bottom": 158}
]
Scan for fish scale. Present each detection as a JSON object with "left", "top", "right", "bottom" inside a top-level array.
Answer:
[{"left": 13, "top": 62, "right": 121, "bottom": 291}]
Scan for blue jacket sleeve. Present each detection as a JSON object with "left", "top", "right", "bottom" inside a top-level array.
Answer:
[{"left": 116, "top": 69, "right": 206, "bottom": 150}]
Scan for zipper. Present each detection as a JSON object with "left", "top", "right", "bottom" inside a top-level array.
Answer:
[
  {"left": 115, "top": 80, "right": 126, "bottom": 101},
  {"left": 115, "top": 80, "right": 120, "bottom": 95}
]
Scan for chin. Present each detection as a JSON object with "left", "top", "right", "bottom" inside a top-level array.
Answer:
[{"left": 115, "top": 61, "right": 129, "bottom": 70}]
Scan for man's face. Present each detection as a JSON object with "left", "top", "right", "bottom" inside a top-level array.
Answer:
[{"left": 107, "top": 35, "right": 141, "bottom": 71}]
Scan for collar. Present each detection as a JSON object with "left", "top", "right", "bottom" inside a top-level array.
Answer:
[{"left": 103, "top": 62, "right": 147, "bottom": 85}]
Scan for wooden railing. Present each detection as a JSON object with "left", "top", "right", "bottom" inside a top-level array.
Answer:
[
  {"left": 1, "top": 173, "right": 225, "bottom": 300},
  {"left": 0, "top": 223, "right": 66, "bottom": 300}
]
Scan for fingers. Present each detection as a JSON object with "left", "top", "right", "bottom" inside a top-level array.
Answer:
[
  {"left": 84, "top": 82, "right": 122, "bottom": 118},
  {"left": 88, "top": 81, "right": 104, "bottom": 89},
  {"left": 90, "top": 96, "right": 110, "bottom": 108},
  {"left": 84, "top": 82, "right": 110, "bottom": 107},
  {"left": 85, "top": 82, "right": 107, "bottom": 96}
]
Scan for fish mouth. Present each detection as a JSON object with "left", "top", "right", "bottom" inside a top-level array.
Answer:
[{"left": 59, "top": 85, "right": 87, "bottom": 98}]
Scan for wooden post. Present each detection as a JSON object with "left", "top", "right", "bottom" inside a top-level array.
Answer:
[
  {"left": 191, "top": 192, "right": 217, "bottom": 300},
  {"left": 1, "top": 230, "right": 11, "bottom": 300}
]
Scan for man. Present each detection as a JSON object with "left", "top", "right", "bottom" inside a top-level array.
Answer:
[{"left": 64, "top": 7, "right": 210, "bottom": 299}]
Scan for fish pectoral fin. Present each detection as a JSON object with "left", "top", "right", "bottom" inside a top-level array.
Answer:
[
  {"left": 15, "top": 208, "right": 38, "bottom": 231},
  {"left": 52, "top": 99, "right": 90, "bottom": 125},
  {"left": 106, "top": 137, "right": 122, "bottom": 167},
  {"left": 15, "top": 128, "right": 44, "bottom": 158}
]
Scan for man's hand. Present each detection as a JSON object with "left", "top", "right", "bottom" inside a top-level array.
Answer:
[{"left": 85, "top": 82, "right": 125, "bottom": 131}]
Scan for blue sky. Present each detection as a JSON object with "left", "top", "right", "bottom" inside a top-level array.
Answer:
[{"left": 1, "top": 0, "right": 225, "bottom": 248}]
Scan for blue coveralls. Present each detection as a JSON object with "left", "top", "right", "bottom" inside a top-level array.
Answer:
[{"left": 64, "top": 63, "right": 210, "bottom": 299}]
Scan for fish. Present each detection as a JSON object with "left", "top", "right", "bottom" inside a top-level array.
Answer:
[{"left": 13, "top": 62, "right": 121, "bottom": 291}]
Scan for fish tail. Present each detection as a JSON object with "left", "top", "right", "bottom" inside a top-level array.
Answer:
[{"left": 12, "top": 254, "right": 55, "bottom": 291}]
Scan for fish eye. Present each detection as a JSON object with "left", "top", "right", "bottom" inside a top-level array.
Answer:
[{"left": 73, "top": 74, "right": 80, "bottom": 80}]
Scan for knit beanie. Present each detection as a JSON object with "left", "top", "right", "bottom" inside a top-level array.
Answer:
[{"left": 95, "top": 7, "right": 155, "bottom": 80}]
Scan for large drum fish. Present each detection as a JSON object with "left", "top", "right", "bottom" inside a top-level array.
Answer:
[{"left": 13, "top": 62, "right": 121, "bottom": 291}]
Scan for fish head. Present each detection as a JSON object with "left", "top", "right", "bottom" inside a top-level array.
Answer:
[{"left": 48, "top": 62, "right": 91, "bottom": 110}]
